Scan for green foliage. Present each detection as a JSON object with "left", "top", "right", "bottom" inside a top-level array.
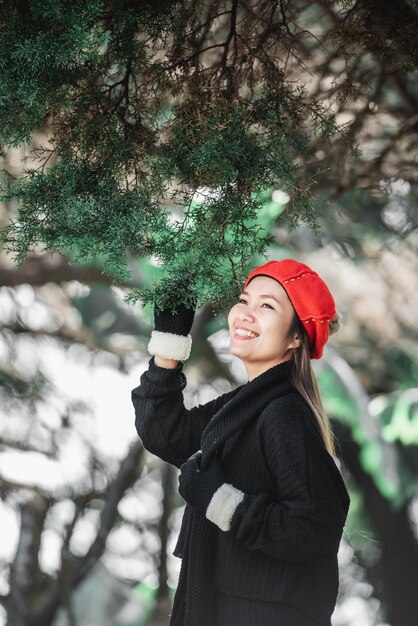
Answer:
[
  {"left": 2, "top": 158, "right": 167, "bottom": 281},
  {"left": 383, "top": 398, "right": 418, "bottom": 439},
  {"left": 370, "top": 390, "right": 418, "bottom": 501},
  {"left": 0, "top": 0, "right": 375, "bottom": 310},
  {"left": 167, "top": 97, "right": 264, "bottom": 188},
  {"left": 319, "top": 364, "right": 418, "bottom": 508},
  {"left": 0, "top": 0, "right": 105, "bottom": 145},
  {"left": 331, "top": 0, "right": 418, "bottom": 70}
]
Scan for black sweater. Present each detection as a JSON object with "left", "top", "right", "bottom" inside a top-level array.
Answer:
[{"left": 132, "top": 358, "right": 350, "bottom": 625}]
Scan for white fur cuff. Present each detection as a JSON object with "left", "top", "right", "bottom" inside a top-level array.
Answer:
[
  {"left": 148, "top": 330, "right": 192, "bottom": 361},
  {"left": 206, "top": 483, "right": 245, "bottom": 532}
]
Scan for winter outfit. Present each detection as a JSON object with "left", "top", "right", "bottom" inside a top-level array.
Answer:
[{"left": 132, "top": 259, "right": 350, "bottom": 626}]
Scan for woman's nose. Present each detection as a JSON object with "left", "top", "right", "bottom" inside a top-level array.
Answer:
[{"left": 238, "top": 306, "right": 255, "bottom": 322}]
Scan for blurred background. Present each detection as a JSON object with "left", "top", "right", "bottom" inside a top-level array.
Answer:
[{"left": 0, "top": 2, "right": 417, "bottom": 626}]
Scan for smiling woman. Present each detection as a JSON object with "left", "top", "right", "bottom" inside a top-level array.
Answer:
[
  {"left": 228, "top": 275, "right": 301, "bottom": 381},
  {"left": 131, "top": 259, "right": 349, "bottom": 626}
]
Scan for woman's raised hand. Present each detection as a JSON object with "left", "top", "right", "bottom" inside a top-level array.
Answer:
[
  {"left": 148, "top": 303, "right": 195, "bottom": 366},
  {"left": 154, "top": 303, "right": 195, "bottom": 338}
]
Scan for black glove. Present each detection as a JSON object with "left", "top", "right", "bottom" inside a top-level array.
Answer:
[
  {"left": 154, "top": 303, "right": 195, "bottom": 337},
  {"left": 179, "top": 451, "right": 245, "bottom": 531},
  {"left": 178, "top": 451, "right": 225, "bottom": 512},
  {"left": 148, "top": 302, "right": 195, "bottom": 361}
]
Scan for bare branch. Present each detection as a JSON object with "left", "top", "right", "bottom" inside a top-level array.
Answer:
[
  {"left": 68, "top": 440, "right": 145, "bottom": 584},
  {"left": 0, "top": 255, "right": 137, "bottom": 288}
]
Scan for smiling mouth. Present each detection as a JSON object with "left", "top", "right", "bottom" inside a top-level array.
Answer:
[{"left": 234, "top": 328, "right": 259, "bottom": 338}]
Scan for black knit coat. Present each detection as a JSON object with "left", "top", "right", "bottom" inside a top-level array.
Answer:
[{"left": 131, "top": 358, "right": 350, "bottom": 626}]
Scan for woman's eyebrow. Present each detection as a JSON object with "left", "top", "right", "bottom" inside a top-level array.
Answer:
[{"left": 241, "top": 289, "right": 279, "bottom": 303}]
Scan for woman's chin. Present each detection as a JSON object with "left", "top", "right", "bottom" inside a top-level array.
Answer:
[{"left": 230, "top": 342, "right": 253, "bottom": 359}]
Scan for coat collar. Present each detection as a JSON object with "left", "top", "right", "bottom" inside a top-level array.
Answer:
[{"left": 200, "top": 360, "right": 295, "bottom": 468}]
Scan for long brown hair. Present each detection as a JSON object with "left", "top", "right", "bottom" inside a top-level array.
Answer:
[{"left": 288, "top": 315, "right": 336, "bottom": 457}]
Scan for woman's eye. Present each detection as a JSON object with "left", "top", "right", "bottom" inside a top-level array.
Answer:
[
  {"left": 262, "top": 303, "right": 273, "bottom": 309},
  {"left": 238, "top": 298, "right": 247, "bottom": 304}
]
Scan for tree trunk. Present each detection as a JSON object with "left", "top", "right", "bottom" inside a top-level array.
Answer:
[
  {"left": 6, "top": 494, "right": 50, "bottom": 626},
  {"left": 147, "top": 462, "right": 176, "bottom": 626},
  {"left": 335, "top": 421, "right": 418, "bottom": 626}
]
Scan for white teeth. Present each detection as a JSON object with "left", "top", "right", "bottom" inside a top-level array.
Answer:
[{"left": 235, "top": 328, "right": 258, "bottom": 338}]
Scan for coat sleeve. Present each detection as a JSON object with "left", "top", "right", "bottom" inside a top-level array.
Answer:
[
  {"left": 131, "top": 357, "right": 239, "bottom": 468},
  {"left": 207, "top": 398, "right": 349, "bottom": 562}
]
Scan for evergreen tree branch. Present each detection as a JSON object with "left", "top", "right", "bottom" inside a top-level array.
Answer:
[{"left": 0, "top": 0, "right": 416, "bottom": 310}]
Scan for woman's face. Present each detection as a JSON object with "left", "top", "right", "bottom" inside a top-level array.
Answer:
[{"left": 227, "top": 275, "right": 300, "bottom": 380}]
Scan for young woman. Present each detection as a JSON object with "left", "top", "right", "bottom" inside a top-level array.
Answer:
[{"left": 131, "top": 259, "right": 350, "bottom": 626}]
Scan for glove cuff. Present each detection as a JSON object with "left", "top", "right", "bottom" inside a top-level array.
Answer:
[
  {"left": 206, "top": 483, "right": 245, "bottom": 532},
  {"left": 148, "top": 330, "right": 192, "bottom": 361}
]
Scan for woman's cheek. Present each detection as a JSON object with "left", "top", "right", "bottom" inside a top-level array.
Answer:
[{"left": 227, "top": 304, "right": 239, "bottom": 326}]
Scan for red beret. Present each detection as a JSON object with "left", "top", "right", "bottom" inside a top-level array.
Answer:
[{"left": 244, "top": 259, "right": 336, "bottom": 359}]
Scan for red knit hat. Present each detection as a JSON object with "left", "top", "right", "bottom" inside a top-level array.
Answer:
[{"left": 244, "top": 259, "right": 337, "bottom": 359}]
